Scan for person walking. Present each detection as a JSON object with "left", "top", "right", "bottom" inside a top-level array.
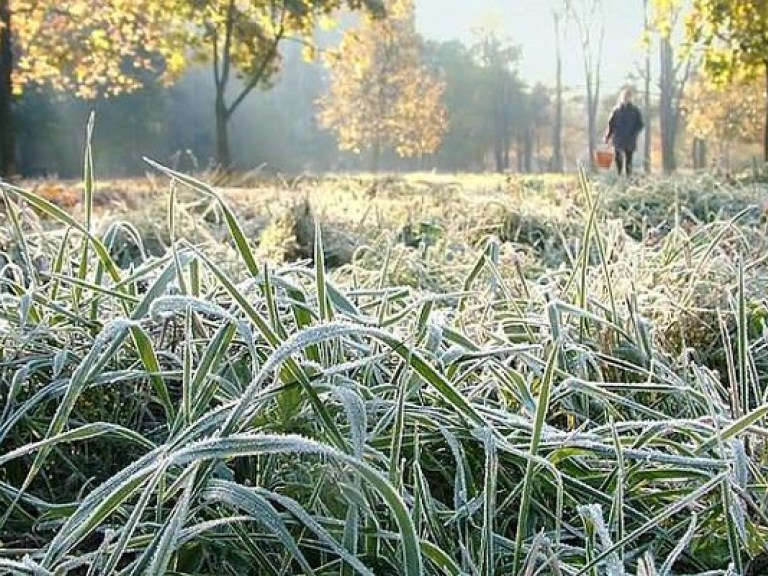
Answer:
[{"left": 604, "top": 88, "right": 644, "bottom": 176}]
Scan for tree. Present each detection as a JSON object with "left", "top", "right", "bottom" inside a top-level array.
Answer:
[
  {"left": 392, "top": 67, "right": 446, "bottom": 163},
  {"left": 651, "top": 0, "right": 694, "bottom": 173},
  {"left": 565, "top": 0, "right": 605, "bottom": 170},
  {"left": 1, "top": 0, "right": 12, "bottom": 176},
  {"left": 642, "top": 0, "right": 653, "bottom": 172},
  {"left": 508, "top": 82, "right": 553, "bottom": 173},
  {"left": 424, "top": 40, "right": 489, "bottom": 170},
  {"left": 684, "top": 69, "right": 763, "bottom": 169},
  {"left": 181, "top": 0, "right": 384, "bottom": 168},
  {"left": 425, "top": 37, "right": 539, "bottom": 173},
  {"left": 0, "top": 0, "right": 185, "bottom": 177},
  {"left": 552, "top": 5, "right": 565, "bottom": 172},
  {"left": 473, "top": 31, "right": 524, "bottom": 173},
  {"left": 688, "top": 0, "right": 768, "bottom": 162},
  {"left": 0, "top": 0, "right": 385, "bottom": 177},
  {"left": 525, "top": 83, "right": 553, "bottom": 171},
  {"left": 317, "top": 0, "right": 446, "bottom": 171}
]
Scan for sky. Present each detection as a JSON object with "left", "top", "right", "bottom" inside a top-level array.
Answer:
[{"left": 415, "top": 0, "right": 647, "bottom": 95}]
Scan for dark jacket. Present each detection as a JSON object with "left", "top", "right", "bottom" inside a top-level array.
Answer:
[{"left": 605, "top": 102, "right": 644, "bottom": 151}]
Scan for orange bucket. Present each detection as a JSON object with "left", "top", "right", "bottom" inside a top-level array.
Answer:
[{"left": 595, "top": 148, "right": 614, "bottom": 169}]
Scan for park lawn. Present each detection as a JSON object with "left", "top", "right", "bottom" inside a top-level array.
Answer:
[{"left": 2, "top": 167, "right": 768, "bottom": 574}]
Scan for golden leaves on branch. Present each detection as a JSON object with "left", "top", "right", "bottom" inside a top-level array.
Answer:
[
  {"left": 684, "top": 71, "right": 764, "bottom": 145},
  {"left": 317, "top": 0, "right": 447, "bottom": 162},
  {"left": 11, "top": 0, "right": 189, "bottom": 98},
  {"left": 9, "top": 0, "right": 385, "bottom": 103},
  {"left": 687, "top": 0, "right": 768, "bottom": 83}
]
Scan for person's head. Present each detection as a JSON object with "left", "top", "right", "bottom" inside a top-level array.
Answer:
[{"left": 619, "top": 87, "right": 633, "bottom": 105}]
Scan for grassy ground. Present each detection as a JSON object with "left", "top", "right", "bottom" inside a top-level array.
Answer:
[{"left": 2, "top": 162, "right": 768, "bottom": 575}]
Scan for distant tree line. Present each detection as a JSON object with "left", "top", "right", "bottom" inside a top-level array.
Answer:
[
  {"left": 2, "top": 0, "right": 767, "bottom": 178},
  {"left": 0, "top": 0, "right": 580, "bottom": 177},
  {"left": 0, "top": 0, "right": 385, "bottom": 177}
]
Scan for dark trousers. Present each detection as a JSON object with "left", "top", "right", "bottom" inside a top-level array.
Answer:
[{"left": 615, "top": 148, "right": 634, "bottom": 176}]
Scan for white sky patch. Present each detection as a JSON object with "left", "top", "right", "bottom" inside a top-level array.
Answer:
[{"left": 415, "top": 0, "right": 647, "bottom": 93}]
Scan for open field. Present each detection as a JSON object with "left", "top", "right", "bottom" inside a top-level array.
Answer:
[{"left": 2, "top": 164, "right": 768, "bottom": 575}]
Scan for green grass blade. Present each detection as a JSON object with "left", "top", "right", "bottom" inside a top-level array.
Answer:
[
  {"left": 0, "top": 423, "right": 153, "bottom": 467},
  {"left": 173, "top": 434, "right": 423, "bottom": 575},
  {"left": 254, "top": 486, "right": 376, "bottom": 576},
  {"left": 101, "top": 465, "right": 168, "bottom": 575},
  {"left": 696, "top": 403, "right": 768, "bottom": 455},
  {"left": 143, "top": 158, "right": 260, "bottom": 277},
  {"left": 513, "top": 339, "right": 559, "bottom": 573},
  {"left": 142, "top": 466, "right": 198, "bottom": 576},
  {"left": 420, "top": 540, "right": 463, "bottom": 576},
  {"left": 480, "top": 430, "right": 498, "bottom": 576},
  {"left": 202, "top": 481, "right": 317, "bottom": 575},
  {"left": 43, "top": 451, "right": 163, "bottom": 567},
  {"left": 129, "top": 325, "right": 175, "bottom": 422},
  {"left": 658, "top": 513, "right": 697, "bottom": 576},
  {"left": 315, "top": 221, "right": 333, "bottom": 322},
  {"left": 574, "top": 473, "right": 726, "bottom": 575},
  {"left": 0, "top": 181, "right": 125, "bottom": 290},
  {"left": 0, "top": 559, "right": 53, "bottom": 576}
]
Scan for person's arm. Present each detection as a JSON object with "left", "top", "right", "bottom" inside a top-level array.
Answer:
[
  {"left": 605, "top": 109, "right": 616, "bottom": 143},
  {"left": 636, "top": 107, "right": 644, "bottom": 133}
]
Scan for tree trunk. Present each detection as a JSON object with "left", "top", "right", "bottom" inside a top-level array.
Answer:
[
  {"left": 567, "top": 0, "right": 604, "bottom": 172},
  {"left": 502, "top": 129, "right": 511, "bottom": 171},
  {"left": 586, "top": 79, "right": 598, "bottom": 171},
  {"left": 642, "top": 0, "right": 652, "bottom": 173},
  {"left": 643, "top": 58, "right": 652, "bottom": 172},
  {"left": 494, "top": 101, "right": 507, "bottom": 173},
  {"left": 764, "top": 61, "right": 768, "bottom": 164},
  {"left": 494, "top": 136, "right": 504, "bottom": 173},
  {"left": 659, "top": 36, "right": 677, "bottom": 174},
  {"left": 0, "top": 0, "right": 13, "bottom": 178},
  {"left": 692, "top": 137, "right": 707, "bottom": 170},
  {"left": 523, "top": 128, "right": 533, "bottom": 173},
  {"left": 215, "top": 91, "right": 231, "bottom": 169},
  {"left": 584, "top": 27, "right": 603, "bottom": 172},
  {"left": 494, "top": 69, "right": 510, "bottom": 173},
  {"left": 552, "top": 9, "right": 564, "bottom": 173},
  {"left": 370, "top": 137, "right": 381, "bottom": 173}
]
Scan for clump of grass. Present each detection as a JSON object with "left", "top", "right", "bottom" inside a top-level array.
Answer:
[
  {"left": 256, "top": 199, "right": 314, "bottom": 263},
  {"left": 598, "top": 173, "right": 766, "bottom": 240},
  {"left": 1, "top": 156, "right": 768, "bottom": 576}
]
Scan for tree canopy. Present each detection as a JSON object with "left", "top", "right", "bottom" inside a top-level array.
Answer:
[
  {"left": 7, "top": 0, "right": 186, "bottom": 97},
  {"left": 317, "top": 0, "right": 446, "bottom": 170},
  {"left": 687, "top": 0, "right": 768, "bottom": 160},
  {"left": 0, "top": 0, "right": 386, "bottom": 175},
  {"left": 1, "top": 0, "right": 187, "bottom": 175},
  {"left": 182, "top": 0, "right": 385, "bottom": 166}
]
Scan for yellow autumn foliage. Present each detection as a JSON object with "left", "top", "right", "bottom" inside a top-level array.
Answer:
[
  {"left": 317, "top": 0, "right": 447, "bottom": 163},
  {"left": 10, "top": 0, "right": 189, "bottom": 98}
]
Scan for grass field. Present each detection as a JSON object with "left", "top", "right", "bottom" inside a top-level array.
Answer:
[{"left": 2, "top": 158, "right": 768, "bottom": 575}]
